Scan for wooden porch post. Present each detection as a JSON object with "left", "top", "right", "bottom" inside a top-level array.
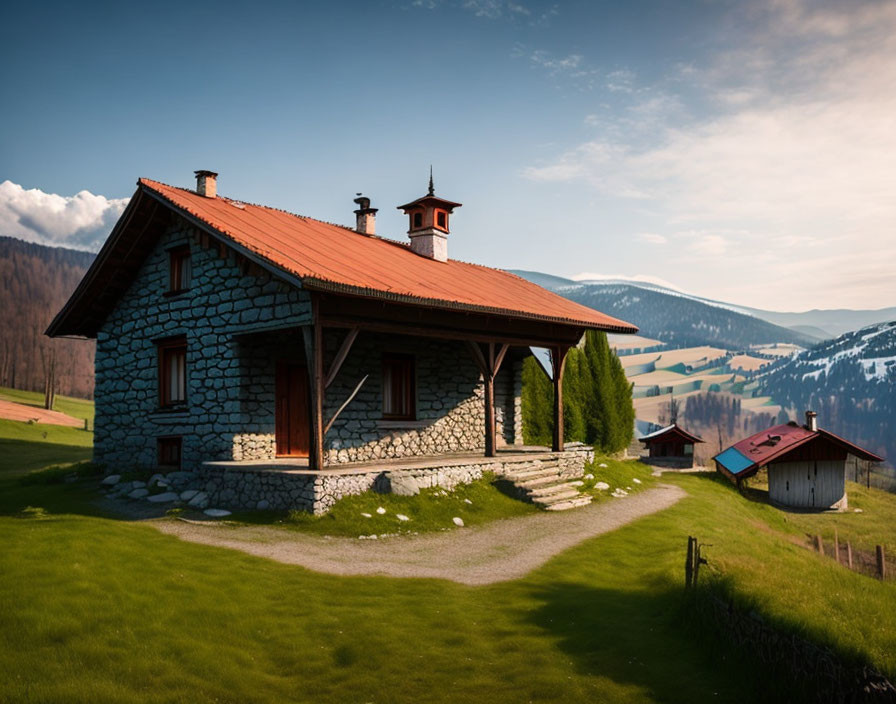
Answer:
[
  {"left": 551, "top": 345, "right": 569, "bottom": 452},
  {"left": 467, "top": 341, "right": 509, "bottom": 458},
  {"left": 303, "top": 296, "right": 325, "bottom": 471}
]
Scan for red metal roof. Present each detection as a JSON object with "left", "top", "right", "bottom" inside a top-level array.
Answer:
[
  {"left": 714, "top": 422, "right": 883, "bottom": 478},
  {"left": 139, "top": 178, "right": 638, "bottom": 333}
]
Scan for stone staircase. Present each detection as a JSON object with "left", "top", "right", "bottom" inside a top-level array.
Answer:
[{"left": 501, "top": 459, "right": 592, "bottom": 511}]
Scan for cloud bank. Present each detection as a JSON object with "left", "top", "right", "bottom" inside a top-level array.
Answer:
[
  {"left": 523, "top": 0, "right": 896, "bottom": 309},
  {"left": 0, "top": 180, "right": 128, "bottom": 252}
]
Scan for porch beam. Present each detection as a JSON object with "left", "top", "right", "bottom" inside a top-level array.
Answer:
[
  {"left": 324, "top": 327, "right": 359, "bottom": 389},
  {"left": 551, "top": 345, "right": 570, "bottom": 452},
  {"left": 323, "top": 315, "right": 582, "bottom": 349}
]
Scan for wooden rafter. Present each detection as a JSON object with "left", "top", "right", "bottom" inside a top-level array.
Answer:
[{"left": 324, "top": 327, "right": 359, "bottom": 389}]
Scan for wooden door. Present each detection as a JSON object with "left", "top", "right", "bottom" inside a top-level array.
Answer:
[{"left": 276, "top": 362, "right": 310, "bottom": 457}]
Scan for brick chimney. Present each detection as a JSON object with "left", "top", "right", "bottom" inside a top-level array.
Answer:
[
  {"left": 194, "top": 170, "right": 218, "bottom": 198},
  {"left": 805, "top": 410, "right": 818, "bottom": 432},
  {"left": 353, "top": 194, "right": 377, "bottom": 235},
  {"left": 396, "top": 171, "right": 461, "bottom": 262}
]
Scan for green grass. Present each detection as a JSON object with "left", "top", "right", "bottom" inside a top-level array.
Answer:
[
  {"left": 0, "top": 386, "right": 95, "bottom": 425},
  {"left": 0, "top": 419, "right": 93, "bottom": 476},
  {"left": 0, "top": 432, "right": 894, "bottom": 702},
  {"left": 578, "top": 456, "right": 658, "bottom": 501},
  {"left": 230, "top": 471, "right": 537, "bottom": 537}
]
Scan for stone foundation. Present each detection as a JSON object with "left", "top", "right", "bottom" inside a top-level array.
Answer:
[{"left": 200, "top": 446, "right": 594, "bottom": 515}]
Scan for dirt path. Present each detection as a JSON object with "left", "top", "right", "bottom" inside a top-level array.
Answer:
[
  {"left": 0, "top": 399, "right": 83, "bottom": 427},
  {"left": 153, "top": 484, "right": 686, "bottom": 585}
]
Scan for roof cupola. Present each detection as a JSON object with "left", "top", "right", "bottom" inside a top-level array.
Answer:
[{"left": 397, "top": 169, "right": 461, "bottom": 262}]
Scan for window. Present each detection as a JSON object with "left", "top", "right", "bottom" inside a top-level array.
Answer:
[
  {"left": 158, "top": 337, "right": 187, "bottom": 407},
  {"left": 412, "top": 212, "right": 423, "bottom": 229},
  {"left": 158, "top": 436, "right": 182, "bottom": 469},
  {"left": 436, "top": 210, "right": 447, "bottom": 229},
  {"left": 168, "top": 246, "right": 191, "bottom": 293},
  {"left": 382, "top": 354, "right": 415, "bottom": 420}
]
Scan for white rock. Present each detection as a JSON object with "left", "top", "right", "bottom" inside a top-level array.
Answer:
[
  {"left": 626, "top": 486, "right": 632, "bottom": 490},
  {"left": 204, "top": 508, "right": 232, "bottom": 517},
  {"left": 854, "top": 508, "right": 864, "bottom": 513},
  {"left": 584, "top": 473, "right": 594, "bottom": 480},
  {"left": 128, "top": 488, "right": 149, "bottom": 499},
  {"left": 452, "top": 517, "right": 464, "bottom": 527},
  {"left": 148, "top": 473, "right": 163, "bottom": 486},
  {"left": 376, "top": 507, "right": 386, "bottom": 515},
  {"left": 611, "top": 488, "right": 628, "bottom": 498},
  {"left": 595, "top": 482, "right": 610, "bottom": 491},
  {"left": 633, "top": 478, "right": 642, "bottom": 484},
  {"left": 396, "top": 514, "right": 410, "bottom": 521},
  {"left": 101, "top": 474, "right": 121, "bottom": 486},
  {"left": 361, "top": 512, "right": 372, "bottom": 518},
  {"left": 147, "top": 492, "right": 178, "bottom": 503},
  {"left": 569, "top": 481, "right": 584, "bottom": 487},
  {"left": 599, "top": 463, "right": 608, "bottom": 468},
  {"left": 180, "top": 489, "right": 198, "bottom": 501},
  {"left": 463, "top": 498, "right": 473, "bottom": 504}
]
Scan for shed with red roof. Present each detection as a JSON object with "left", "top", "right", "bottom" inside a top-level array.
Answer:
[
  {"left": 714, "top": 412, "right": 883, "bottom": 510},
  {"left": 639, "top": 423, "right": 704, "bottom": 468}
]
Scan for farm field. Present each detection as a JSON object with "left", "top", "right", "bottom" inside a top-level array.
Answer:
[
  {"left": 752, "top": 343, "right": 803, "bottom": 357},
  {"left": 620, "top": 346, "right": 729, "bottom": 371},
  {"left": 606, "top": 334, "right": 665, "bottom": 353},
  {"left": 728, "top": 354, "right": 771, "bottom": 372},
  {"left": 1, "top": 416, "right": 894, "bottom": 703}
]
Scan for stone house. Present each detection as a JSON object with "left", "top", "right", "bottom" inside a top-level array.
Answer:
[{"left": 48, "top": 170, "right": 638, "bottom": 512}]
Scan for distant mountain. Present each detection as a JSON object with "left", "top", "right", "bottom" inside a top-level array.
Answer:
[
  {"left": 758, "top": 321, "right": 896, "bottom": 464},
  {"left": 0, "top": 236, "right": 96, "bottom": 398},
  {"left": 510, "top": 270, "right": 895, "bottom": 339},
  {"left": 509, "top": 273, "right": 816, "bottom": 350}
]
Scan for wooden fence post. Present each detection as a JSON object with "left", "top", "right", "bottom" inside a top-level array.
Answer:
[
  {"left": 685, "top": 536, "right": 695, "bottom": 588},
  {"left": 876, "top": 545, "right": 886, "bottom": 580},
  {"left": 846, "top": 542, "right": 853, "bottom": 570},
  {"left": 834, "top": 529, "right": 840, "bottom": 565}
]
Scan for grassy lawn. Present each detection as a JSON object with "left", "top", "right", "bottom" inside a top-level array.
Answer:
[
  {"left": 0, "top": 386, "right": 95, "bottom": 425},
  {"left": 0, "top": 419, "right": 93, "bottom": 476},
  {"left": 0, "top": 431, "right": 894, "bottom": 702}
]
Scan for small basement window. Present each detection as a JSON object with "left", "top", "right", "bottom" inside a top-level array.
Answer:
[
  {"left": 158, "top": 436, "right": 182, "bottom": 470},
  {"left": 168, "top": 246, "right": 191, "bottom": 293},
  {"left": 157, "top": 336, "right": 187, "bottom": 408},
  {"left": 382, "top": 354, "right": 415, "bottom": 420}
]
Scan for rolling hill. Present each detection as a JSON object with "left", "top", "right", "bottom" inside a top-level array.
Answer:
[{"left": 758, "top": 321, "right": 896, "bottom": 464}]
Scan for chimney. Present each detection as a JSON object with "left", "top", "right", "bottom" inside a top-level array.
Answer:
[
  {"left": 805, "top": 410, "right": 818, "bottom": 432},
  {"left": 396, "top": 170, "right": 461, "bottom": 262},
  {"left": 194, "top": 170, "right": 218, "bottom": 198},
  {"left": 353, "top": 194, "right": 377, "bottom": 235}
]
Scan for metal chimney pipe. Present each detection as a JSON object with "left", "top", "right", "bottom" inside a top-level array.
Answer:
[{"left": 805, "top": 410, "right": 818, "bottom": 432}]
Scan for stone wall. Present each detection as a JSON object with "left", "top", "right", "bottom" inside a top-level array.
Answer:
[
  {"left": 199, "top": 446, "right": 593, "bottom": 514},
  {"left": 94, "top": 219, "right": 311, "bottom": 472}
]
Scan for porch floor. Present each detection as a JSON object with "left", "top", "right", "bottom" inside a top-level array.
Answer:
[{"left": 204, "top": 445, "right": 585, "bottom": 477}]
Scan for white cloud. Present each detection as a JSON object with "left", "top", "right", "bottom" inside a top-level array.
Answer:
[
  {"left": 523, "top": 0, "right": 896, "bottom": 308},
  {"left": 0, "top": 180, "right": 128, "bottom": 251},
  {"left": 638, "top": 233, "right": 667, "bottom": 245}
]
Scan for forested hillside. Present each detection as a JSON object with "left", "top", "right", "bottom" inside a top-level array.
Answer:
[
  {"left": 758, "top": 322, "right": 896, "bottom": 463},
  {"left": 0, "top": 236, "right": 95, "bottom": 398},
  {"left": 548, "top": 283, "right": 815, "bottom": 349}
]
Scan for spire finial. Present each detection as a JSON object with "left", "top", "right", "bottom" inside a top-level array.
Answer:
[{"left": 428, "top": 165, "right": 434, "bottom": 196}]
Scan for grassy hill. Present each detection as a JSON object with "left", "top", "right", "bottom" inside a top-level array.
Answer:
[{"left": 0, "top": 419, "right": 893, "bottom": 702}]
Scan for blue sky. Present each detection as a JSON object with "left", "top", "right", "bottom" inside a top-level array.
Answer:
[{"left": 2, "top": 0, "right": 894, "bottom": 311}]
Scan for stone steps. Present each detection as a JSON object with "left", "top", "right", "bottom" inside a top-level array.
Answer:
[{"left": 500, "top": 462, "right": 592, "bottom": 512}]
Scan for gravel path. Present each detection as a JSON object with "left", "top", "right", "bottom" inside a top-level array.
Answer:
[{"left": 152, "top": 484, "right": 685, "bottom": 585}]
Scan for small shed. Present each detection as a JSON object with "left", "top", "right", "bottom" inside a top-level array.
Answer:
[
  {"left": 714, "top": 412, "right": 883, "bottom": 511},
  {"left": 639, "top": 423, "right": 704, "bottom": 468}
]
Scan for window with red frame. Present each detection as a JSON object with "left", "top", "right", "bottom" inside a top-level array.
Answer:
[
  {"left": 158, "top": 337, "right": 187, "bottom": 407},
  {"left": 382, "top": 354, "right": 415, "bottom": 420},
  {"left": 168, "top": 246, "right": 191, "bottom": 293},
  {"left": 158, "top": 436, "right": 182, "bottom": 469}
]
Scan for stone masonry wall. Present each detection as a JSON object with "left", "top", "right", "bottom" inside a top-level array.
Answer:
[{"left": 94, "top": 219, "right": 311, "bottom": 472}]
